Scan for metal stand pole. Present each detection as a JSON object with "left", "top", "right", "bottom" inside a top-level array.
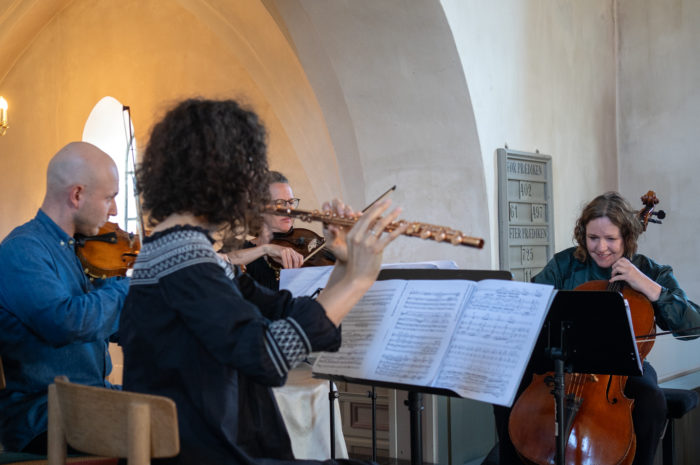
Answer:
[
  {"left": 546, "top": 320, "right": 569, "bottom": 465},
  {"left": 553, "top": 358, "right": 566, "bottom": 465},
  {"left": 329, "top": 380, "right": 339, "bottom": 460},
  {"left": 368, "top": 386, "right": 377, "bottom": 462},
  {"left": 405, "top": 391, "right": 423, "bottom": 465}
]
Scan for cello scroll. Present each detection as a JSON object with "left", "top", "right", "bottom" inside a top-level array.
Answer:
[{"left": 638, "top": 190, "right": 665, "bottom": 231}]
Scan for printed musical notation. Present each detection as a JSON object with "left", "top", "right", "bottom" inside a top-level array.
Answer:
[
  {"left": 313, "top": 278, "right": 555, "bottom": 407},
  {"left": 374, "top": 284, "right": 468, "bottom": 385}
]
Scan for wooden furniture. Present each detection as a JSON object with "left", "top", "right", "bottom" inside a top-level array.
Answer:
[
  {"left": 0, "top": 456, "right": 117, "bottom": 465},
  {"left": 0, "top": 364, "right": 118, "bottom": 465},
  {"left": 47, "top": 376, "right": 179, "bottom": 465}
]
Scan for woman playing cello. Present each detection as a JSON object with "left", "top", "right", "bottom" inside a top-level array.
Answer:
[{"left": 495, "top": 191, "right": 700, "bottom": 465}]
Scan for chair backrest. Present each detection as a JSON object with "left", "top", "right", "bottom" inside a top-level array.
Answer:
[
  {"left": 47, "top": 377, "right": 179, "bottom": 465},
  {"left": 0, "top": 356, "right": 6, "bottom": 390}
]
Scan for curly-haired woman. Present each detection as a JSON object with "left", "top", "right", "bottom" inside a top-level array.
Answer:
[{"left": 119, "top": 98, "right": 405, "bottom": 465}]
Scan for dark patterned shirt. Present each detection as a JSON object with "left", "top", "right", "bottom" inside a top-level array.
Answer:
[{"left": 119, "top": 226, "right": 341, "bottom": 465}]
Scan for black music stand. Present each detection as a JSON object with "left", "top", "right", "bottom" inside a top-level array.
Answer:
[
  {"left": 320, "top": 268, "right": 512, "bottom": 465},
  {"left": 536, "top": 290, "right": 643, "bottom": 465}
]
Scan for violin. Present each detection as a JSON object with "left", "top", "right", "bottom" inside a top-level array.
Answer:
[
  {"left": 267, "top": 227, "right": 336, "bottom": 270},
  {"left": 508, "top": 191, "right": 663, "bottom": 465},
  {"left": 75, "top": 221, "right": 140, "bottom": 279}
]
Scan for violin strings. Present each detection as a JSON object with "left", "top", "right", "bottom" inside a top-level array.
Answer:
[
  {"left": 577, "top": 373, "right": 586, "bottom": 399},
  {"left": 301, "top": 243, "right": 326, "bottom": 264}
]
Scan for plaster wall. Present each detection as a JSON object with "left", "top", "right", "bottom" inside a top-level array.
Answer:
[
  {"left": 277, "top": 0, "right": 490, "bottom": 269},
  {"left": 441, "top": 0, "right": 618, "bottom": 267},
  {"left": 617, "top": 0, "right": 700, "bottom": 379},
  {"left": 438, "top": 3, "right": 621, "bottom": 462}
]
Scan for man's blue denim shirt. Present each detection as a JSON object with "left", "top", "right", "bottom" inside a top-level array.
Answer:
[{"left": 0, "top": 209, "right": 129, "bottom": 451}]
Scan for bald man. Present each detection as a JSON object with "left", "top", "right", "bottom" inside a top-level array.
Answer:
[{"left": 0, "top": 142, "right": 129, "bottom": 453}]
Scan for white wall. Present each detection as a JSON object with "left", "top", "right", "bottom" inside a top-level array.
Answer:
[
  {"left": 441, "top": 0, "right": 618, "bottom": 267},
  {"left": 276, "top": 0, "right": 491, "bottom": 269},
  {"left": 441, "top": 0, "right": 699, "bottom": 382},
  {"left": 617, "top": 0, "right": 700, "bottom": 380}
]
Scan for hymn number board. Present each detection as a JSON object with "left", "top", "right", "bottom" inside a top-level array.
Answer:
[{"left": 497, "top": 149, "right": 554, "bottom": 282}]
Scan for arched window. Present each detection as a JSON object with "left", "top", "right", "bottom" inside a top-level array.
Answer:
[{"left": 82, "top": 96, "right": 141, "bottom": 235}]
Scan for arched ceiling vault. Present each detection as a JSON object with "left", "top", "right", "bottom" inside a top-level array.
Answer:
[
  {"left": 0, "top": 0, "right": 74, "bottom": 83},
  {"left": 0, "top": 0, "right": 353, "bottom": 206},
  {"left": 0, "top": 0, "right": 489, "bottom": 266}
]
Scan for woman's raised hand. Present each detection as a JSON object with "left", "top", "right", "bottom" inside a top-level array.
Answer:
[
  {"left": 325, "top": 198, "right": 406, "bottom": 283},
  {"left": 316, "top": 198, "right": 406, "bottom": 326},
  {"left": 321, "top": 198, "right": 354, "bottom": 263}
]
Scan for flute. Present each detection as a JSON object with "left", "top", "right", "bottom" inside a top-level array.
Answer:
[{"left": 267, "top": 206, "right": 484, "bottom": 249}]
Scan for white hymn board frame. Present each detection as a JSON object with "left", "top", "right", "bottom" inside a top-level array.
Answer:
[{"left": 497, "top": 149, "right": 554, "bottom": 282}]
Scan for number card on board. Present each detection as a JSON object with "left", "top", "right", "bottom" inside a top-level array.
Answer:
[{"left": 497, "top": 149, "right": 554, "bottom": 282}]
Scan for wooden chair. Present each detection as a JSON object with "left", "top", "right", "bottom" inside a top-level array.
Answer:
[
  {"left": 0, "top": 366, "right": 121, "bottom": 465},
  {"left": 0, "top": 455, "right": 116, "bottom": 465},
  {"left": 47, "top": 376, "right": 179, "bottom": 465}
]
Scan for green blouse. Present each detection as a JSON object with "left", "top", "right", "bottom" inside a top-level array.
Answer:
[{"left": 532, "top": 247, "right": 700, "bottom": 338}]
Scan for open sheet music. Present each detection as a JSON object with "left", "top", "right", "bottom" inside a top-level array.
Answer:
[
  {"left": 312, "top": 279, "right": 556, "bottom": 407},
  {"left": 279, "top": 260, "right": 458, "bottom": 297}
]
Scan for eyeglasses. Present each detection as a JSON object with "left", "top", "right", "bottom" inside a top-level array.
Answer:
[{"left": 272, "top": 198, "right": 300, "bottom": 209}]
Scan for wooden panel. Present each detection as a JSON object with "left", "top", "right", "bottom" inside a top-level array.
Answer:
[
  {"left": 338, "top": 383, "right": 391, "bottom": 456},
  {"left": 347, "top": 444, "right": 390, "bottom": 458},
  {"left": 350, "top": 401, "right": 389, "bottom": 431}
]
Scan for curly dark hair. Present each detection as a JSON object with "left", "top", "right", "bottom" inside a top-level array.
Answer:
[
  {"left": 137, "top": 98, "right": 270, "bottom": 246},
  {"left": 573, "top": 191, "right": 642, "bottom": 262}
]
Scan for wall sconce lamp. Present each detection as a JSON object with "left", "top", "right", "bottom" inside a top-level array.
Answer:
[{"left": 0, "top": 97, "right": 8, "bottom": 135}]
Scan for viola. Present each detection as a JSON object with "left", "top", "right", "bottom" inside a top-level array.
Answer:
[
  {"left": 508, "top": 191, "right": 663, "bottom": 465},
  {"left": 75, "top": 221, "right": 140, "bottom": 279},
  {"left": 267, "top": 227, "right": 336, "bottom": 269}
]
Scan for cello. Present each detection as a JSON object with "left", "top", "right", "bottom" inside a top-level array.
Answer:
[{"left": 508, "top": 191, "right": 664, "bottom": 465}]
